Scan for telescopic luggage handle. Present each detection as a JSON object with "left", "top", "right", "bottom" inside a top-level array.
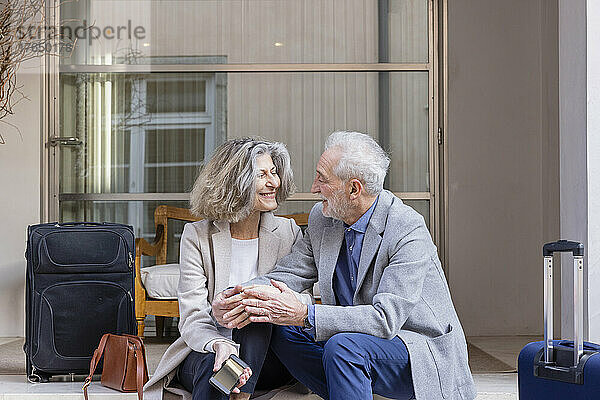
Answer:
[
  {"left": 543, "top": 240, "right": 584, "bottom": 367},
  {"left": 543, "top": 240, "right": 584, "bottom": 257}
]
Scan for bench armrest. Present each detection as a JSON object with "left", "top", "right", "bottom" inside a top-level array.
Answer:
[{"left": 135, "top": 224, "right": 165, "bottom": 257}]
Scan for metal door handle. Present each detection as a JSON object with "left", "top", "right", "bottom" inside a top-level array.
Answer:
[{"left": 48, "top": 137, "right": 82, "bottom": 146}]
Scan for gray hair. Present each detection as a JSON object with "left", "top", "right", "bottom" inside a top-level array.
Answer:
[
  {"left": 190, "top": 138, "right": 295, "bottom": 222},
  {"left": 324, "top": 131, "right": 390, "bottom": 195}
]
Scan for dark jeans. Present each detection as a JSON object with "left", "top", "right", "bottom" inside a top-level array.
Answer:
[
  {"left": 177, "top": 323, "right": 293, "bottom": 400},
  {"left": 270, "top": 326, "right": 415, "bottom": 400}
]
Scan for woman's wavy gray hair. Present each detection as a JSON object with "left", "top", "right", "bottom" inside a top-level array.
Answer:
[
  {"left": 190, "top": 138, "right": 295, "bottom": 222},
  {"left": 324, "top": 131, "right": 390, "bottom": 195}
]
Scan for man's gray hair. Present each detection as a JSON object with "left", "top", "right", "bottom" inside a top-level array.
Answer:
[
  {"left": 190, "top": 138, "right": 295, "bottom": 222},
  {"left": 324, "top": 131, "right": 390, "bottom": 195}
]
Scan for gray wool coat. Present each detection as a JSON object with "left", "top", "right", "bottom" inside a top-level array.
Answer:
[
  {"left": 248, "top": 190, "right": 477, "bottom": 400},
  {"left": 143, "top": 212, "right": 306, "bottom": 400}
]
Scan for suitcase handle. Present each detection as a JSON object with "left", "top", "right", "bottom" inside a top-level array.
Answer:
[
  {"left": 543, "top": 240, "right": 584, "bottom": 257},
  {"left": 543, "top": 240, "right": 584, "bottom": 368},
  {"left": 55, "top": 222, "right": 110, "bottom": 227}
]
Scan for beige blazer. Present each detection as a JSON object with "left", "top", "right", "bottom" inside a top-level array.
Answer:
[{"left": 144, "top": 212, "right": 304, "bottom": 400}]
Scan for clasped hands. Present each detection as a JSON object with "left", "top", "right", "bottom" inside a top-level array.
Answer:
[{"left": 212, "top": 279, "right": 307, "bottom": 329}]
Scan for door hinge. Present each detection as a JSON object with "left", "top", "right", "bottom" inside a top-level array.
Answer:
[{"left": 437, "top": 127, "right": 443, "bottom": 145}]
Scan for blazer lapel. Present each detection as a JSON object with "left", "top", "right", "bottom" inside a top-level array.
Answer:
[
  {"left": 355, "top": 225, "right": 382, "bottom": 296},
  {"left": 211, "top": 220, "right": 232, "bottom": 293},
  {"left": 319, "top": 219, "right": 345, "bottom": 305},
  {"left": 257, "top": 212, "right": 280, "bottom": 276},
  {"left": 355, "top": 191, "right": 393, "bottom": 296}
]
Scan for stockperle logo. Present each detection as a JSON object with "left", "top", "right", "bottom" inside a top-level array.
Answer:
[{"left": 17, "top": 19, "right": 146, "bottom": 50}]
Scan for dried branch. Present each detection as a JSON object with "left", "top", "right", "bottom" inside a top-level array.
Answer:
[{"left": 0, "top": 0, "right": 75, "bottom": 144}]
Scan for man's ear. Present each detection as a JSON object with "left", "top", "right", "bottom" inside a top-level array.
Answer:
[{"left": 348, "top": 179, "right": 363, "bottom": 200}]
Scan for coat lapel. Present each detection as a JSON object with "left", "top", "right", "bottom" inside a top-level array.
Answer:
[
  {"left": 211, "top": 220, "right": 231, "bottom": 293},
  {"left": 355, "top": 225, "right": 383, "bottom": 296},
  {"left": 355, "top": 191, "right": 393, "bottom": 296},
  {"left": 257, "top": 212, "right": 281, "bottom": 276},
  {"left": 319, "top": 219, "right": 345, "bottom": 305}
]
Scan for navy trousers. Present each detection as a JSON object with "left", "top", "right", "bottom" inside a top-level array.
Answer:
[
  {"left": 177, "top": 323, "right": 293, "bottom": 400},
  {"left": 270, "top": 326, "right": 415, "bottom": 400}
]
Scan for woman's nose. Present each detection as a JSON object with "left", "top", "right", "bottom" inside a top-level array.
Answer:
[{"left": 266, "top": 173, "right": 279, "bottom": 188}]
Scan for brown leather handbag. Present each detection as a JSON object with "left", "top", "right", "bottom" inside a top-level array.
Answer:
[{"left": 82, "top": 333, "right": 149, "bottom": 400}]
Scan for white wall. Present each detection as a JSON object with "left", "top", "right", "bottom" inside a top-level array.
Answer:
[
  {"left": 0, "top": 59, "right": 42, "bottom": 336},
  {"left": 558, "top": 0, "right": 587, "bottom": 340},
  {"left": 447, "top": 0, "right": 560, "bottom": 336},
  {"left": 559, "top": 0, "right": 600, "bottom": 342},
  {"left": 587, "top": 0, "right": 600, "bottom": 342}
]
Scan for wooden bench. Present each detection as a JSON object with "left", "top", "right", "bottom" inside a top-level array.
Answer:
[{"left": 135, "top": 205, "right": 310, "bottom": 337}]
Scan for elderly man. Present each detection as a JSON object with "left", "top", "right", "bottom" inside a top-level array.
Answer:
[{"left": 212, "top": 131, "right": 476, "bottom": 400}]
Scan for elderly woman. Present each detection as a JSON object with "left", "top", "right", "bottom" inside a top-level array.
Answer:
[{"left": 144, "top": 138, "right": 311, "bottom": 400}]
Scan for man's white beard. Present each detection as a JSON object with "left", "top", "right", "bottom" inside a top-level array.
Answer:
[{"left": 321, "top": 190, "right": 350, "bottom": 221}]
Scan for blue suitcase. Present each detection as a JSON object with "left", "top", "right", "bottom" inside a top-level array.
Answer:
[
  {"left": 24, "top": 222, "right": 136, "bottom": 382},
  {"left": 518, "top": 240, "right": 600, "bottom": 399}
]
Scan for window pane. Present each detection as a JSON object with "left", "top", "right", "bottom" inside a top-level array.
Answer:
[
  {"left": 276, "top": 200, "right": 320, "bottom": 217},
  {"left": 385, "top": 71, "right": 429, "bottom": 192},
  {"left": 403, "top": 199, "right": 429, "bottom": 230},
  {"left": 386, "top": 0, "right": 429, "bottom": 63},
  {"left": 144, "top": 128, "right": 205, "bottom": 193},
  {"left": 224, "top": 71, "right": 429, "bottom": 193},
  {"left": 59, "top": 0, "right": 428, "bottom": 65},
  {"left": 146, "top": 80, "right": 206, "bottom": 113},
  {"left": 59, "top": 72, "right": 215, "bottom": 194}
]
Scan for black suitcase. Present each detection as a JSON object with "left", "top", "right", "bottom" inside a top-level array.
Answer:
[{"left": 24, "top": 222, "right": 136, "bottom": 382}]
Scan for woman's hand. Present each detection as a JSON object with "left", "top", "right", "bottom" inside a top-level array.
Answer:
[
  {"left": 213, "top": 342, "right": 252, "bottom": 394},
  {"left": 221, "top": 284, "right": 281, "bottom": 329},
  {"left": 212, "top": 285, "right": 245, "bottom": 326},
  {"left": 222, "top": 302, "right": 252, "bottom": 329}
]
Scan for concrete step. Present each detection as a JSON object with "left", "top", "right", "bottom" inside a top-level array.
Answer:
[
  {"left": 0, "top": 374, "right": 518, "bottom": 400},
  {"left": 0, "top": 375, "right": 137, "bottom": 399}
]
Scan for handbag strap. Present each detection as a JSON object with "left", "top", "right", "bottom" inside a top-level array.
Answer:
[
  {"left": 133, "top": 342, "right": 145, "bottom": 400},
  {"left": 82, "top": 334, "right": 146, "bottom": 400},
  {"left": 83, "top": 333, "right": 110, "bottom": 400}
]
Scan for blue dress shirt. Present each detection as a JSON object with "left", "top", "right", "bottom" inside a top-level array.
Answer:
[{"left": 305, "top": 197, "right": 379, "bottom": 336}]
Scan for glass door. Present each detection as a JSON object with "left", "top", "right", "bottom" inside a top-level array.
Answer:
[{"left": 46, "top": 0, "right": 441, "bottom": 263}]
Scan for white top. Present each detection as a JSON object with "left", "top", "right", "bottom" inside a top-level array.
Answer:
[{"left": 228, "top": 238, "right": 259, "bottom": 287}]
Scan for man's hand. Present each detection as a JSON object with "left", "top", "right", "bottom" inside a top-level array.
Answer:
[
  {"left": 241, "top": 280, "right": 308, "bottom": 326},
  {"left": 212, "top": 285, "right": 245, "bottom": 326},
  {"left": 213, "top": 342, "right": 252, "bottom": 394},
  {"left": 242, "top": 284, "right": 281, "bottom": 297}
]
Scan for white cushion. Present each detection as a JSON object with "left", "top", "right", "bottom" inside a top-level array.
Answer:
[{"left": 140, "top": 264, "right": 180, "bottom": 300}]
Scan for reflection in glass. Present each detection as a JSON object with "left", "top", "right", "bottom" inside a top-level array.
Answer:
[
  {"left": 59, "top": 70, "right": 430, "bottom": 242},
  {"left": 60, "top": 71, "right": 429, "bottom": 194},
  {"left": 59, "top": 73, "right": 220, "bottom": 194},
  {"left": 59, "top": 0, "right": 428, "bottom": 65}
]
